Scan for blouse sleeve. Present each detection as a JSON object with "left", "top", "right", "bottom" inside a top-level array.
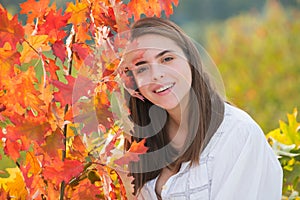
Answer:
[{"left": 210, "top": 122, "right": 283, "bottom": 200}]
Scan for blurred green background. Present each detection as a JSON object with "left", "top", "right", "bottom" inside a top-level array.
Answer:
[
  {"left": 173, "top": 0, "right": 300, "bottom": 133},
  {"left": 1, "top": 0, "right": 299, "bottom": 133}
]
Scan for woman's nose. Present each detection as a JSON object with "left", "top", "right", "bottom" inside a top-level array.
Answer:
[{"left": 151, "top": 64, "right": 165, "bottom": 81}]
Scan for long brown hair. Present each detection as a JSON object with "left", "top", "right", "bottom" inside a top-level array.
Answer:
[{"left": 124, "top": 17, "right": 224, "bottom": 195}]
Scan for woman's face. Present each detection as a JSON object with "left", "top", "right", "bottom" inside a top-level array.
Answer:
[{"left": 125, "top": 34, "right": 192, "bottom": 111}]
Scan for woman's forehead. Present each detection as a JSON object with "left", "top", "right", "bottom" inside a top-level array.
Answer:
[
  {"left": 127, "top": 34, "right": 182, "bottom": 53},
  {"left": 124, "top": 34, "right": 184, "bottom": 60}
]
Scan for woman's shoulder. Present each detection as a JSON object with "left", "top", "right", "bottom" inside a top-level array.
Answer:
[
  {"left": 222, "top": 103, "right": 260, "bottom": 129},
  {"left": 218, "top": 103, "right": 266, "bottom": 139},
  {"left": 202, "top": 103, "right": 267, "bottom": 158}
]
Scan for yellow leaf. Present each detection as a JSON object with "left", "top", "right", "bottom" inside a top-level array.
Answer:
[
  {"left": 65, "top": 1, "right": 89, "bottom": 25},
  {"left": 0, "top": 167, "right": 28, "bottom": 199},
  {"left": 20, "top": 35, "right": 49, "bottom": 63}
]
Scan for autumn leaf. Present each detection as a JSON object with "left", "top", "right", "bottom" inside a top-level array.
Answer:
[
  {"left": 20, "top": 0, "right": 51, "bottom": 24},
  {"left": 0, "top": 148, "right": 17, "bottom": 178},
  {"left": 52, "top": 40, "right": 67, "bottom": 62},
  {"left": 73, "top": 82, "right": 113, "bottom": 134},
  {"left": 20, "top": 35, "right": 49, "bottom": 63},
  {"left": 0, "top": 43, "right": 20, "bottom": 78},
  {"left": 64, "top": 107, "right": 74, "bottom": 122},
  {"left": 5, "top": 113, "right": 52, "bottom": 148},
  {"left": 105, "top": 128, "right": 121, "bottom": 157},
  {"left": 65, "top": 1, "right": 89, "bottom": 26},
  {"left": 52, "top": 75, "right": 75, "bottom": 107},
  {"left": 91, "top": 2, "right": 116, "bottom": 30},
  {"left": 112, "top": 1, "right": 129, "bottom": 32},
  {"left": 67, "top": 134, "right": 88, "bottom": 162},
  {"left": 117, "top": 171, "right": 135, "bottom": 200},
  {"left": 267, "top": 108, "right": 300, "bottom": 146},
  {"left": 0, "top": 8, "right": 24, "bottom": 50},
  {"left": 148, "top": 0, "right": 162, "bottom": 17},
  {"left": 126, "top": 0, "right": 149, "bottom": 20},
  {"left": 41, "top": 128, "right": 65, "bottom": 157},
  {"left": 72, "top": 43, "right": 90, "bottom": 60},
  {"left": 4, "top": 139, "right": 22, "bottom": 162},
  {"left": 38, "top": 9, "right": 71, "bottom": 42},
  {"left": 0, "top": 167, "right": 28, "bottom": 198},
  {"left": 43, "top": 159, "right": 84, "bottom": 185},
  {"left": 66, "top": 178, "right": 102, "bottom": 199},
  {"left": 21, "top": 151, "right": 42, "bottom": 187},
  {"left": 159, "top": 0, "right": 179, "bottom": 17},
  {"left": 43, "top": 57, "right": 60, "bottom": 81},
  {"left": 114, "top": 139, "right": 148, "bottom": 166},
  {"left": 8, "top": 67, "right": 45, "bottom": 114}
]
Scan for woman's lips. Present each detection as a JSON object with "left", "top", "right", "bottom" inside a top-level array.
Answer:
[{"left": 153, "top": 82, "right": 175, "bottom": 94}]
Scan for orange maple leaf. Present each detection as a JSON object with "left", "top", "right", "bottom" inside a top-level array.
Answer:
[
  {"left": 159, "top": 0, "right": 179, "bottom": 17},
  {"left": 67, "top": 135, "right": 88, "bottom": 162},
  {"left": 20, "top": 0, "right": 51, "bottom": 24},
  {"left": 9, "top": 67, "right": 45, "bottom": 114},
  {"left": 114, "top": 139, "right": 148, "bottom": 166},
  {"left": 126, "top": 0, "right": 149, "bottom": 20},
  {"left": 0, "top": 43, "right": 20, "bottom": 79},
  {"left": 66, "top": 178, "right": 103, "bottom": 199},
  {"left": 5, "top": 113, "right": 52, "bottom": 148},
  {"left": 0, "top": 8, "right": 24, "bottom": 50}
]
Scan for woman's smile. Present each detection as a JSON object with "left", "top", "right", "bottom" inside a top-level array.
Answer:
[{"left": 153, "top": 82, "right": 175, "bottom": 94}]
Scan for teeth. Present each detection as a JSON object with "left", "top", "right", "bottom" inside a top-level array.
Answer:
[{"left": 155, "top": 83, "right": 174, "bottom": 93}]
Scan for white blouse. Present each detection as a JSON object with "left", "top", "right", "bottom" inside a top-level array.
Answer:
[{"left": 137, "top": 103, "right": 283, "bottom": 200}]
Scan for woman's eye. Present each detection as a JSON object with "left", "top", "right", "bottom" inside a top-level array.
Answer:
[
  {"left": 136, "top": 66, "right": 149, "bottom": 74},
  {"left": 162, "top": 56, "right": 173, "bottom": 63}
]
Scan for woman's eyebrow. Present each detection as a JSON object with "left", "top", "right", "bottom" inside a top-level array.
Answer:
[
  {"left": 155, "top": 50, "right": 173, "bottom": 59},
  {"left": 135, "top": 60, "right": 147, "bottom": 66},
  {"left": 134, "top": 50, "right": 173, "bottom": 66}
]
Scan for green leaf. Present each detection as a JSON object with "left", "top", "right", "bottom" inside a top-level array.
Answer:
[{"left": 0, "top": 147, "right": 17, "bottom": 178}]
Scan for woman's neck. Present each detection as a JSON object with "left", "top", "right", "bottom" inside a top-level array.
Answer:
[{"left": 166, "top": 93, "right": 190, "bottom": 150}]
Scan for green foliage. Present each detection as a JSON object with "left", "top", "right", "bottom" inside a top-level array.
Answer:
[
  {"left": 266, "top": 109, "right": 300, "bottom": 199},
  {"left": 205, "top": 1, "right": 300, "bottom": 132}
]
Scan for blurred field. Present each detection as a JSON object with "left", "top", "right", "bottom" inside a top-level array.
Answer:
[{"left": 203, "top": 1, "right": 300, "bottom": 132}]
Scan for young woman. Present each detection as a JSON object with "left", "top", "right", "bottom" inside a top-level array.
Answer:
[{"left": 121, "top": 17, "right": 282, "bottom": 200}]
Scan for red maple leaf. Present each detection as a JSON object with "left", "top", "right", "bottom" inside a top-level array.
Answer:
[
  {"left": 38, "top": 9, "right": 71, "bottom": 41},
  {"left": 43, "top": 57, "right": 60, "bottom": 81},
  {"left": 72, "top": 43, "right": 90, "bottom": 60},
  {"left": 4, "top": 139, "right": 22, "bottom": 162},
  {"left": 52, "top": 40, "right": 67, "bottom": 63},
  {"left": 0, "top": 8, "right": 24, "bottom": 49},
  {"left": 52, "top": 75, "right": 96, "bottom": 107},
  {"left": 43, "top": 159, "right": 84, "bottom": 185},
  {"left": 52, "top": 75, "right": 75, "bottom": 107}
]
